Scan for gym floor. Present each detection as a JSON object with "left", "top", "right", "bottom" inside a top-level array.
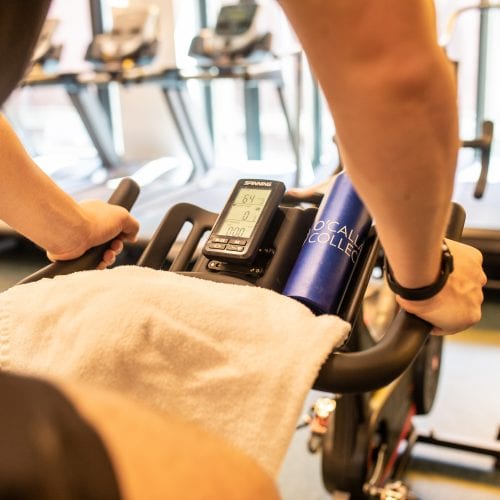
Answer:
[
  {"left": 0, "top": 240, "right": 499, "bottom": 500},
  {"left": 277, "top": 294, "right": 500, "bottom": 499}
]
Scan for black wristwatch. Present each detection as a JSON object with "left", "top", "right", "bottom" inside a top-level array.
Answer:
[{"left": 384, "top": 241, "right": 454, "bottom": 301}]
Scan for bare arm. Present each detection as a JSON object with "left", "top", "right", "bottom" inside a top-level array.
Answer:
[
  {"left": 279, "top": 0, "right": 485, "bottom": 332},
  {"left": 61, "top": 380, "right": 280, "bottom": 500},
  {"left": 0, "top": 114, "right": 139, "bottom": 266}
]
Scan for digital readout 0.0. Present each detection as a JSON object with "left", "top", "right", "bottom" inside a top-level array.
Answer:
[{"left": 217, "top": 188, "right": 271, "bottom": 238}]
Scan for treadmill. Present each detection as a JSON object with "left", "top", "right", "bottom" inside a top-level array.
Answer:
[
  {"left": 30, "top": 18, "right": 63, "bottom": 71},
  {"left": 115, "top": 1, "right": 301, "bottom": 243},
  {"left": 4, "top": 4, "right": 299, "bottom": 245},
  {"left": 86, "top": 4, "right": 160, "bottom": 74},
  {"left": 74, "top": 4, "right": 217, "bottom": 242},
  {"left": 189, "top": 2, "right": 272, "bottom": 66}
]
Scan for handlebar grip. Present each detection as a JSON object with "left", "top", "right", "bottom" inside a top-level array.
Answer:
[
  {"left": 314, "top": 202, "right": 466, "bottom": 393},
  {"left": 17, "top": 178, "right": 140, "bottom": 285},
  {"left": 105, "top": 177, "right": 141, "bottom": 210}
]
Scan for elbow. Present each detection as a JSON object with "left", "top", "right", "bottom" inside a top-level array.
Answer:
[
  {"left": 359, "top": 48, "right": 457, "bottom": 103},
  {"left": 320, "top": 43, "right": 458, "bottom": 118}
]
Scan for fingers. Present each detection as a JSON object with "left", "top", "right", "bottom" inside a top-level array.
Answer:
[
  {"left": 47, "top": 238, "right": 125, "bottom": 270},
  {"left": 78, "top": 200, "right": 140, "bottom": 245},
  {"left": 431, "top": 327, "right": 446, "bottom": 336},
  {"left": 479, "top": 267, "right": 488, "bottom": 287},
  {"left": 96, "top": 239, "right": 126, "bottom": 270},
  {"left": 118, "top": 209, "right": 140, "bottom": 243},
  {"left": 110, "top": 238, "right": 124, "bottom": 254},
  {"left": 286, "top": 187, "right": 318, "bottom": 199}
]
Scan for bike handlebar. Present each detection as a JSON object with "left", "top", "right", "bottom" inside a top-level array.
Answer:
[{"left": 18, "top": 184, "right": 467, "bottom": 395}]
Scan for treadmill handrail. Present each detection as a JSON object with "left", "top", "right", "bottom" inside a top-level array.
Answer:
[{"left": 439, "top": 2, "right": 500, "bottom": 48}]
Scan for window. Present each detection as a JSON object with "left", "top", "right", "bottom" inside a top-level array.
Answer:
[{"left": 4, "top": 0, "right": 99, "bottom": 179}]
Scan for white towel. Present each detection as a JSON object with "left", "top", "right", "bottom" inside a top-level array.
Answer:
[{"left": 0, "top": 266, "right": 349, "bottom": 475}]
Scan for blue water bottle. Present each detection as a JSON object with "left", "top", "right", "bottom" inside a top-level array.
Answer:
[{"left": 283, "top": 171, "right": 372, "bottom": 315}]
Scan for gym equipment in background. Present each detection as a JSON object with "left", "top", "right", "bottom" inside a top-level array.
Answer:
[
  {"left": 439, "top": 0, "right": 500, "bottom": 48},
  {"left": 189, "top": 3, "right": 272, "bottom": 67},
  {"left": 461, "top": 120, "right": 495, "bottom": 200},
  {"left": 20, "top": 17, "right": 121, "bottom": 173},
  {"left": 8, "top": 6, "right": 215, "bottom": 242},
  {"left": 81, "top": 3, "right": 214, "bottom": 181},
  {"left": 6, "top": 2, "right": 306, "bottom": 247},
  {"left": 0, "top": 18, "right": 63, "bottom": 160},
  {"left": 86, "top": 4, "right": 160, "bottom": 74},
  {"left": 186, "top": 1, "right": 304, "bottom": 183},
  {"left": 30, "top": 18, "right": 62, "bottom": 72},
  {"left": 439, "top": 2, "right": 500, "bottom": 289},
  {"left": 18, "top": 5, "right": 213, "bottom": 181}
]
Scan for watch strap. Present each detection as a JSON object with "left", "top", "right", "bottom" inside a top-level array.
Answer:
[{"left": 384, "top": 241, "right": 454, "bottom": 301}]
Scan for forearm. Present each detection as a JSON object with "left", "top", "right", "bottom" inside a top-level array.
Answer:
[
  {"left": 336, "top": 54, "right": 458, "bottom": 288},
  {"left": 0, "top": 114, "right": 90, "bottom": 255},
  {"left": 280, "top": 0, "right": 459, "bottom": 287}
]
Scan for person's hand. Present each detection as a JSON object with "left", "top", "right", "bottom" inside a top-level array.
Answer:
[
  {"left": 286, "top": 178, "right": 333, "bottom": 199},
  {"left": 395, "top": 239, "right": 487, "bottom": 335},
  {"left": 46, "top": 200, "right": 140, "bottom": 269}
]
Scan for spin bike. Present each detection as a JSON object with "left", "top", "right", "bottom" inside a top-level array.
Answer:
[{"left": 20, "top": 178, "right": 468, "bottom": 499}]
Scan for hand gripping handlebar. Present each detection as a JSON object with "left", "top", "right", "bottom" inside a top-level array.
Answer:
[
  {"left": 313, "top": 202, "right": 466, "bottom": 393},
  {"left": 17, "top": 178, "right": 140, "bottom": 285}
]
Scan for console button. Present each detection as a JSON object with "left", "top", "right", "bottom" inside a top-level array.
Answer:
[
  {"left": 212, "top": 237, "right": 229, "bottom": 244},
  {"left": 229, "top": 238, "right": 247, "bottom": 246},
  {"left": 208, "top": 243, "right": 226, "bottom": 250},
  {"left": 226, "top": 244, "right": 245, "bottom": 252}
]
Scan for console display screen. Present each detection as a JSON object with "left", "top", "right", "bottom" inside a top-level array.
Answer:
[
  {"left": 216, "top": 5, "right": 257, "bottom": 35},
  {"left": 217, "top": 188, "right": 271, "bottom": 238}
]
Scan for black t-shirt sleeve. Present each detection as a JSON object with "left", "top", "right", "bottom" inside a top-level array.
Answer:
[
  {"left": 0, "top": 1, "right": 51, "bottom": 106},
  {"left": 0, "top": 372, "right": 122, "bottom": 500}
]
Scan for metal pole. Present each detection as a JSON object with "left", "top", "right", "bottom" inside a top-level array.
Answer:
[
  {"left": 476, "top": 6, "right": 490, "bottom": 135},
  {"left": 88, "top": 0, "right": 112, "bottom": 121},
  {"left": 312, "top": 81, "right": 322, "bottom": 169},
  {"left": 244, "top": 81, "right": 262, "bottom": 160},
  {"left": 295, "top": 51, "right": 303, "bottom": 186},
  {"left": 88, "top": 0, "right": 104, "bottom": 34},
  {"left": 198, "top": 0, "right": 215, "bottom": 142}
]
